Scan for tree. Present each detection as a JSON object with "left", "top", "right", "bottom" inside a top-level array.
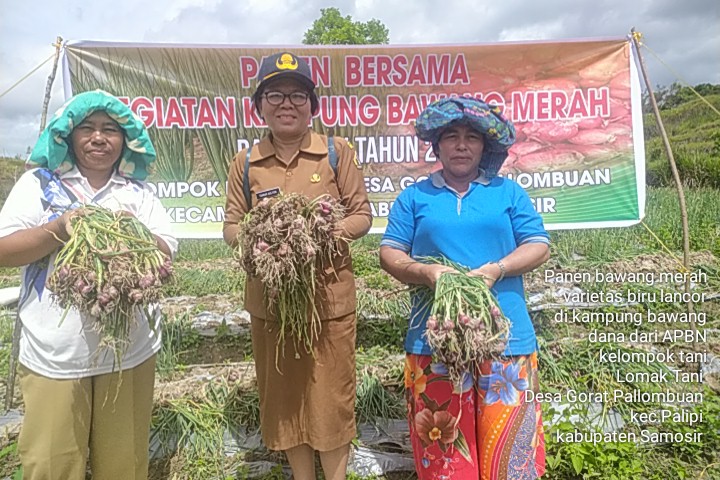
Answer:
[{"left": 303, "top": 8, "right": 389, "bottom": 45}]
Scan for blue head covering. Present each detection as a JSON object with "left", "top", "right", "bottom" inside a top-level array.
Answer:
[
  {"left": 415, "top": 96, "right": 516, "bottom": 177},
  {"left": 27, "top": 89, "right": 156, "bottom": 180}
]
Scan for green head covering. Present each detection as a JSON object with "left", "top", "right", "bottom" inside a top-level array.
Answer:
[{"left": 27, "top": 89, "right": 156, "bottom": 180}]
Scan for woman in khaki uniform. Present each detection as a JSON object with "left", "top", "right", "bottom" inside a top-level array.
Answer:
[{"left": 223, "top": 52, "right": 372, "bottom": 480}]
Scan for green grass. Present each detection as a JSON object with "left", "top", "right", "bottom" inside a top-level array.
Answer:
[
  {"left": 355, "top": 370, "right": 405, "bottom": 425},
  {"left": 550, "top": 187, "right": 720, "bottom": 264},
  {"left": 350, "top": 235, "right": 382, "bottom": 278},
  {"left": 1, "top": 145, "right": 718, "bottom": 479},
  {"left": 0, "top": 184, "right": 716, "bottom": 290},
  {"left": 0, "top": 157, "right": 24, "bottom": 204},
  {"left": 176, "top": 186, "right": 719, "bottom": 273},
  {"left": 0, "top": 268, "right": 20, "bottom": 288},
  {"left": 543, "top": 388, "right": 720, "bottom": 480},
  {"left": 644, "top": 94, "right": 720, "bottom": 141},
  {"left": 151, "top": 381, "right": 246, "bottom": 478},
  {"left": 0, "top": 308, "right": 14, "bottom": 382},
  {"left": 0, "top": 157, "right": 24, "bottom": 175},
  {"left": 356, "top": 298, "right": 409, "bottom": 350},
  {"left": 156, "top": 312, "right": 197, "bottom": 379},
  {"left": 355, "top": 345, "right": 404, "bottom": 385},
  {"left": 162, "top": 266, "right": 245, "bottom": 298},
  {"left": 644, "top": 94, "right": 720, "bottom": 188},
  {"left": 0, "top": 440, "right": 22, "bottom": 480},
  {"left": 175, "top": 239, "right": 232, "bottom": 262}
]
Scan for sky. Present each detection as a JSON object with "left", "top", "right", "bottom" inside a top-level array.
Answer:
[{"left": 1, "top": 0, "right": 718, "bottom": 158}]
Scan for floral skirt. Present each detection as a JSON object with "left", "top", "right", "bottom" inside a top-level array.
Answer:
[{"left": 404, "top": 352, "right": 546, "bottom": 480}]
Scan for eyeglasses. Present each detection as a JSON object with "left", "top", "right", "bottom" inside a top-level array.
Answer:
[{"left": 263, "top": 91, "right": 310, "bottom": 106}]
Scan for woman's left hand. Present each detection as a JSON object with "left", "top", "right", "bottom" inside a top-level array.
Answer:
[
  {"left": 467, "top": 243, "right": 551, "bottom": 289},
  {"left": 468, "top": 264, "right": 500, "bottom": 288}
]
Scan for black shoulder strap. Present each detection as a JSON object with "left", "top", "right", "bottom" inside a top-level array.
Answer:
[
  {"left": 242, "top": 146, "right": 252, "bottom": 208},
  {"left": 327, "top": 135, "right": 338, "bottom": 175}
]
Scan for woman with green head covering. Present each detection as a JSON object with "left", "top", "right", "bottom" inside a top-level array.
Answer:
[{"left": 0, "top": 90, "right": 177, "bottom": 480}]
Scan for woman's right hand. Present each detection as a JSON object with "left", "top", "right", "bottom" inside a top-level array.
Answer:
[
  {"left": 423, "top": 264, "right": 456, "bottom": 289},
  {"left": 55, "top": 211, "right": 74, "bottom": 240},
  {"left": 53, "top": 208, "right": 86, "bottom": 242},
  {"left": 0, "top": 210, "right": 78, "bottom": 267}
]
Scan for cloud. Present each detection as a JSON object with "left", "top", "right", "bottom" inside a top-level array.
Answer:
[{"left": 1, "top": 0, "right": 718, "bottom": 157}]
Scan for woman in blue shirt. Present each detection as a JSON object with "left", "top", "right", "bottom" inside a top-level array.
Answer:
[{"left": 380, "top": 96, "right": 549, "bottom": 480}]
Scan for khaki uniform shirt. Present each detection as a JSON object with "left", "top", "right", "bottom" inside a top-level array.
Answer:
[{"left": 224, "top": 130, "right": 372, "bottom": 320}]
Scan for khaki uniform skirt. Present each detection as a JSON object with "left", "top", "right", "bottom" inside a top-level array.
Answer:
[{"left": 251, "top": 312, "right": 357, "bottom": 451}]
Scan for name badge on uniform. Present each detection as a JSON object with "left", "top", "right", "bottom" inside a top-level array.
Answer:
[{"left": 256, "top": 187, "right": 281, "bottom": 200}]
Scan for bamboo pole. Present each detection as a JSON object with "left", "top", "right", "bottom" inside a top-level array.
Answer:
[
  {"left": 39, "top": 36, "right": 63, "bottom": 134},
  {"left": 630, "top": 29, "right": 696, "bottom": 345}
]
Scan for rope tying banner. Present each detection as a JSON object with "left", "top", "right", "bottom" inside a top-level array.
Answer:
[{"left": 0, "top": 53, "right": 55, "bottom": 99}]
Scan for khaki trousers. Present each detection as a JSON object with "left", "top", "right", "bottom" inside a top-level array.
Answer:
[{"left": 18, "top": 355, "right": 156, "bottom": 480}]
